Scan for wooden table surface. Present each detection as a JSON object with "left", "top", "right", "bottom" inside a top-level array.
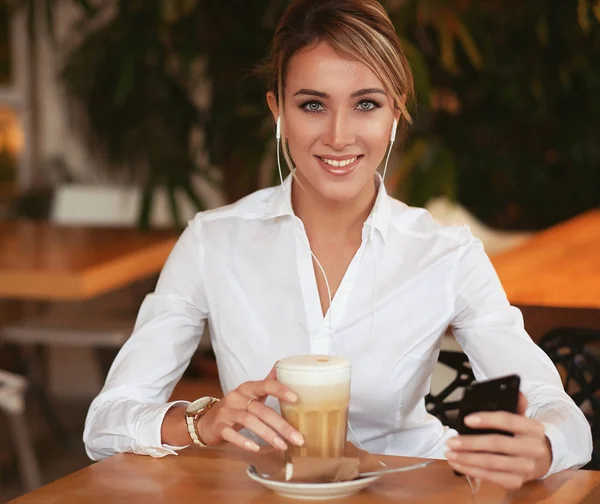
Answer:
[
  {"left": 9, "top": 446, "right": 600, "bottom": 504},
  {"left": 0, "top": 220, "right": 177, "bottom": 301},
  {"left": 492, "top": 209, "right": 600, "bottom": 309}
]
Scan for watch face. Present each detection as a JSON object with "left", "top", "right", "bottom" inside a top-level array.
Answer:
[{"left": 188, "top": 396, "right": 213, "bottom": 413}]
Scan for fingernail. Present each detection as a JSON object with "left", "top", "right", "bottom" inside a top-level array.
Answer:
[
  {"left": 245, "top": 440, "right": 260, "bottom": 452},
  {"left": 465, "top": 415, "right": 481, "bottom": 426},
  {"left": 284, "top": 392, "right": 298, "bottom": 402},
  {"left": 445, "top": 451, "right": 458, "bottom": 460},
  {"left": 447, "top": 439, "right": 460, "bottom": 449},
  {"left": 274, "top": 437, "right": 287, "bottom": 450},
  {"left": 291, "top": 432, "right": 304, "bottom": 446}
]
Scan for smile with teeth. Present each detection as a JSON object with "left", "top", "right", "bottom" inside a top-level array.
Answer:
[{"left": 318, "top": 156, "right": 361, "bottom": 167}]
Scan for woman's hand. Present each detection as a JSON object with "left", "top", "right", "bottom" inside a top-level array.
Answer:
[
  {"left": 196, "top": 366, "right": 305, "bottom": 452},
  {"left": 445, "top": 393, "right": 552, "bottom": 490}
]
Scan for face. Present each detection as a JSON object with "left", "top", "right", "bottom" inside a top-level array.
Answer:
[{"left": 268, "top": 41, "right": 398, "bottom": 205}]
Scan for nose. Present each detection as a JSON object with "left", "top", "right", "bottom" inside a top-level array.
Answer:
[{"left": 323, "top": 111, "right": 355, "bottom": 150}]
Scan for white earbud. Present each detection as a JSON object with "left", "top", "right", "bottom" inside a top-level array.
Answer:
[
  {"left": 276, "top": 116, "right": 281, "bottom": 140},
  {"left": 382, "top": 118, "right": 397, "bottom": 181}
]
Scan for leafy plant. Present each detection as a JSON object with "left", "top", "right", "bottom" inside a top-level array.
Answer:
[
  {"left": 16, "top": 0, "right": 600, "bottom": 230},
  {"left": 429, "top": 0, "right": 600, "bottom": 228},
  {"left": 387, "top": 0, "right": 600, "bottom": 227}
]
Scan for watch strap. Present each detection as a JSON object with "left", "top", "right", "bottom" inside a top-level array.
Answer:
[{"left": 185, "top": 397, "right": 219, "bottom": 447}]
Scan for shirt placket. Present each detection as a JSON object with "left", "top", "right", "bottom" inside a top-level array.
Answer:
[{"left": 294, "top": 217, "right": 370, "bottom": 355}]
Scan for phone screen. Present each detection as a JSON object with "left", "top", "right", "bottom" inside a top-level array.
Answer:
[{"left": 455, "top": 374, "right": 520, "bottom": 436}]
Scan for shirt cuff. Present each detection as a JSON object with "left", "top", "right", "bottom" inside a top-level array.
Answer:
[
  {"left": 136, "top": 400, "right": 191, "bottom": 458},
  {"left": 540, "top": 421, "right": 568, "bottom": 478}
]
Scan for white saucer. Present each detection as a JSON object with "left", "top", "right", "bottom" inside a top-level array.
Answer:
[{"left": 246, "top": 466, "right": 380, "bottom": 500}]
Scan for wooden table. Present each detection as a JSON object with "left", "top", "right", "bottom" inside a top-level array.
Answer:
[
  {"left": 0, "top": 220, "right": 177, "bottom": 301},
  {"left": 8, "top": 446, "right": 600, "bottom": 504},
  {"left": 491, "top": 209, "right": 600, "bottom": 309}
]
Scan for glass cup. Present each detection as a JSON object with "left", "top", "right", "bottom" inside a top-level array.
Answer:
[{"left": 276, "top": 354, "right": 351, "bottom": 458}]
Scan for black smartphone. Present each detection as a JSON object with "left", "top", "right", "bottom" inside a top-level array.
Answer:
[{"left": 455, "top": 374, "right": 521, "bottom": 436}]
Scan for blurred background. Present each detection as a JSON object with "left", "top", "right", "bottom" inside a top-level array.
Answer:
[{"left": 0, "top": 0, "right": 599, "bottom": 500}]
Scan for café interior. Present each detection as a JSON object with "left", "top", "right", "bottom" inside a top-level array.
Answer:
[{"left": 0, "top": 1, "right": 598, "bottom": 503}]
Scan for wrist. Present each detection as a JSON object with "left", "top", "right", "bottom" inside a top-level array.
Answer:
[
  {"left": 160, "top": 404, "right": 190, "bottom": 447},
  {"left": 541, "top": 435, "right": 553, "bottom": 474},
  {"left": 532, "top": 435, "right": 553, "bottom": 480},
  {"left": 185, "top": 396, "right": 219, "bottom": 447}
]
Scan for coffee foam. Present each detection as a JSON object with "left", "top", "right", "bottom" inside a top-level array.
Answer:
[{"left": 276, "top": 355, "right": 350, "bottom": 387}]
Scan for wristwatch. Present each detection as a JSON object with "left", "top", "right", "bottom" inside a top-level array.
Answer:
[{"left": 185, "top": 396, "right": 220, "bottom": 447}]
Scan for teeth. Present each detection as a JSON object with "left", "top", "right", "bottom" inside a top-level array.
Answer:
[{"left": 319, "top": 156, "right": 358, "bottom": 168}]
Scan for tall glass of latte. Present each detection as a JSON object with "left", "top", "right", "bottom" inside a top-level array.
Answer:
[{"left": 276, "top": 354, "right": 351, "bottom": 458}]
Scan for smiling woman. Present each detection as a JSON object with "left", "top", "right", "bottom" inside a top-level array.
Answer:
[
  {"left": 268, "top": 42, "right": 399, "bottom": 205},
  {"left": 260, "top": 0, "right": 413, "bottom": 208},
  {"left": 83, "top": 0, "right": 592, "bottom": 493}
]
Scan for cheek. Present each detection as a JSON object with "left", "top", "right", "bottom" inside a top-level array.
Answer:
[
  {"left": 361, "top": 122, "right": 391, "bottom": 159},
  {"left": 285, "top": 119, "right": 320, "bottom": 157}
]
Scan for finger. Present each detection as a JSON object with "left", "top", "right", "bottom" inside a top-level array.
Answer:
[
  {"left": 448, "top": 435, "right": 546, "bottom": 459},
  {"left": 249, "top": 400, "right": 304, "bottom": 446},
  {"left": 229, "top": 409, "right": 289, "bottom": 450},
  {"left": 240, "top": 379, "right": 298, "bottom": 403},
  {"left": 463, "top": 411, "right": 545, "bottom": 437},
  {"left": 517, "top": 392, "right": 528, "bottom": 416},
  {"left": 221, "top": 426, "right": 261, "bottom": 452},
  {"left": 448, "top": 461, "right": 526, "bottom": 490},
  {"left": 445, "top": 450, "right": 535, "bottom": 476}
]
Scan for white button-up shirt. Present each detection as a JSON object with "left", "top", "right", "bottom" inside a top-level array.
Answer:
[{"left": 84, "top": 176, "right": 592, "bottom": 475}]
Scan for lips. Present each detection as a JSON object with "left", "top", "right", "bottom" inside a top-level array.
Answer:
[{"left": 315, "top": 155, "right": 363, "bottom": 176}]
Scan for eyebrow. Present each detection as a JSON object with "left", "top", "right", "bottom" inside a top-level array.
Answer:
[{"left": 293, "top": 87, "right": 387, "bottom": 98}]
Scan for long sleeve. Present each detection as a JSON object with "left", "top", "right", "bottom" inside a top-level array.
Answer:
[
  {"left": 83, "top": 222, "right": 209, "bottom": 461},
  {"left": 450, "top": 226, "right": 592, "bottom": 475}
]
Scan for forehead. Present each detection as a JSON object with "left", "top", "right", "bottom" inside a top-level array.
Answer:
[{"left": 285, "top": 41, "right": 384, "bottom": 96}]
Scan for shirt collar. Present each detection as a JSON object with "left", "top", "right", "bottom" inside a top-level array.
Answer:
[{"left": 262, "top": 173, "right": 391, "bottom": 242}]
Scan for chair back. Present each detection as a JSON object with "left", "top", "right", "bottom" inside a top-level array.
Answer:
[
  {"left": 538, "top": 327, "right": 600, "bottom": 470},
  {"left": 425, "top": 350, "right": 475, "bottom": 429},
  {"left": 51, "top": 185, "right": 140, "bottom": 226}
]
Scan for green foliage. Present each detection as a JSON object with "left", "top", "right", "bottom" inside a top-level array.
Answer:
[
  {"left": 431, "top": 0, "right": 600, "bottom": 228},
  {"left": 61, "top": 1, "right": 210, "bottom": 229},
  {"left": 18, "top": 0, "right": 600, "bottom": 229}
]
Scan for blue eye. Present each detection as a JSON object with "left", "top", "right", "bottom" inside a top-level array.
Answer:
[
  {"left": 356, "top": 100, "right": 379, "bottom": 111},
  {"left": 301, "top": 101, "right": 325, "bottom": 113}
]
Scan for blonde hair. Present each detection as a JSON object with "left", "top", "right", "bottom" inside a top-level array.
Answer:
[{"left": 259, "top": 0, "right": 414, "bottom": 174}]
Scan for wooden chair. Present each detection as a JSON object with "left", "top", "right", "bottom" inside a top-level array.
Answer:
[
  {"left": 425, "top": 350, "right": 475, "bottom": 429},
  {"left": 0, "top": 186, "right": 143, "bottom": 440},
  {"left": 538, "top": 327, "right": 600, "bottom": 470},
  {"left": 0, "top": 370, "right": 42, "bottom": 491}
]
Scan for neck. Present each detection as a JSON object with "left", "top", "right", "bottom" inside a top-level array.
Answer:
[{"left": 291, "top": 174, "right": 378, "bottom": 243}]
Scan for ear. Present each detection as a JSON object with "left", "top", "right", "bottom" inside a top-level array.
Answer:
[{"left": 266, "top": 91, "right": 280, "bottom": 124}]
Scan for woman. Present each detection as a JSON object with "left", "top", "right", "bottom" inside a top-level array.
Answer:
[{"left": 84, "top": 0, "right": 592, "bottom": 490}]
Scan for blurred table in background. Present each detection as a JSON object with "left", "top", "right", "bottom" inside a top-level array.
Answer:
[
  {"left": 492, "top": 209, "right": 600, "bottom": 310},
  {"left": 0, "top": 220, "right": 177, "bottom": 301},
  {"left": 0, "top": 220, "right": 179, "bottom": 399}
]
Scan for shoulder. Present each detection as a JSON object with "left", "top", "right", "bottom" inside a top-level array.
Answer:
[
  {"left": 187, "top": 185, "right": 281, "bottom": 235},
  {"left": 387, "top": 196, "right": 469, "bottom": 245}
]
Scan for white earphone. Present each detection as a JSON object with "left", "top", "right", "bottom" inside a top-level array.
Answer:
[
  {"left": 276, "top": 116, "right": 281, "bottom": 140},
  {"left": 390, "top": 117, "right": 398, "bottom": 143}
]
